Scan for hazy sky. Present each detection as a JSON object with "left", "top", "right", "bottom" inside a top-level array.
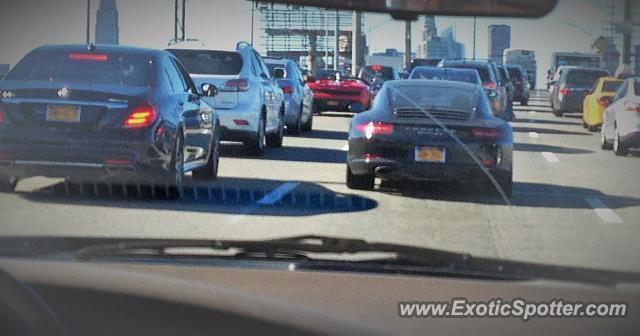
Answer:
[{"left": 0, "top": 0, "right": 616, "bottom": 86}]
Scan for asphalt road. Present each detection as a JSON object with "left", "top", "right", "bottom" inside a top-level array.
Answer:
[{"left": 1, "top": 90, "right": 639, "bottom": 273}]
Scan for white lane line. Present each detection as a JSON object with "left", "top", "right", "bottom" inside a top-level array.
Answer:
[
  {"left": 257, "top": 182, "right": 300, "bottom": 206},
  {"left": 529, "top": 111, "right": 537, "bottom": 115},
  {"left": 529, "top": 132, "right": 540, "bottom": 139},
  {"left": 341, "top": 144, "right": 349, "bottom": 151},
  {"left": 541, "top": 152, "right": 559, "bottom": 163},
  {"left": 585, "top": 198, "right": 624, "bottom": 224}
]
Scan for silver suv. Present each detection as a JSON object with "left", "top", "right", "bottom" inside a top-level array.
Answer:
[{"left": 167, "top": 41, "right": 285, "bottom": 155}]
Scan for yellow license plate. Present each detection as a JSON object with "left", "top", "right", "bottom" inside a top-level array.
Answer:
[
  {"left": 415, "top": 147, "right": 446, "bottom": 163},
  {"left": 47, "top": 105, "right": 81, "bottom": 123}
]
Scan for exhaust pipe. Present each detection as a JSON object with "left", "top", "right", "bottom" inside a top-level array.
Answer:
[{"left": 374, "top": 166, "right": 395, "bottom": 178}]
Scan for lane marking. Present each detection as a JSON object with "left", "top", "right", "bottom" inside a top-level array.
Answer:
[
  {"left": 585, "top": 198, "right": 624, "bottom": 224},
  {"left": 529, "top": 111, "right": 537, "bottom": 115},
  {"left": 341, "top": 144, "right": 349, "bottom": 151},
  {"left": 529, "top": 132, "right": 540, "bottom": 139},
  {"left": 541, "top": 152, "right": 559, "bottom": 163},
  {"left": 257, "top": 182, "right": 300, "bottom": 205}
]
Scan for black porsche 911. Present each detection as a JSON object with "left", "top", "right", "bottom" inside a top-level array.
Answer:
[
  {"left": 0, "top": 44, "right": 221, "bottom": 191},
  {"left": 346, "top": 80, "right": 513, "bottom": 197}
]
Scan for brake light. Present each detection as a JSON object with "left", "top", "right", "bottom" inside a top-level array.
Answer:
[
  {"left": 222, "top": 79, "right": 250, "bottom": 92},
  {"left": 624, "top": 102, "right": 640, "bottom": 113},
  {"left": 124, "top": 103, "right": 157, "bottom": 128},
  {"left": 0, "top": 105, "right": 5, "bottom": 125},
  {"left": 356, "top": 121, "right": 393, "bottom": 139},
  {"left": 69, "top": 53, "right": 108, "bottom": 62},
  {"left": 598, "top": 96, "right": 610, "bottom": 107},
  {"left": 482, "top": 82, "right": 497, "bottom": 90},
  {"left": 471, "top": 127, "right": 502, "bottom": 140},
  {"left": 281, "top": 86, "right": 293, "bottom": 95},
  {"left": 559, "top": 87, "right": 570, "bottom": 96},
  {"left": 371, "top": 65, "right": 383, "bottom": 71}
]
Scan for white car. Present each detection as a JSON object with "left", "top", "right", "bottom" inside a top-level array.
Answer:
[
  {"left": 601, "top": 77, "right": 640, "bottom": 156},
  {"left": 167, "top": 41, "right": 285, "bottom": 155}
]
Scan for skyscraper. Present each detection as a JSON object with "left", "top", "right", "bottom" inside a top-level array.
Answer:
[
  {"left": 95, "top": 0, "right": 119, "bottom": 45},
  {"left": 488, "top": 25, "right": 510, "bottom": 64},
  {"left": 417, "top": 17, "right": 465, "bottom": 60}
]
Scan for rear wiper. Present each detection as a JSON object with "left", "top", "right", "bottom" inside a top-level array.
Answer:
[{"left": 74, "top": 235, "right": 640, "bottom": 286}]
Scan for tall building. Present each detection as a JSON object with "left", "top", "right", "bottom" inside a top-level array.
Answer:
[
  {"left": 635, "top": 45, "right": 640, "bottom": 75},
  {"left": 488, "top": 25, "right": 510, "bottom": 64},
  {"left": 417, "top": 17, "right": 465, "bottom": 60},
  {"left": 95, "top": 0, "right": 119, "bottom": 45}
]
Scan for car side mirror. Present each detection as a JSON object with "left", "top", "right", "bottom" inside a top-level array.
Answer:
[
  {"left": 273, "top": 67, "right": 286, "bottom": 79},
  {"left": 200, "top": 83, "right": 218, "bottom": 97}
]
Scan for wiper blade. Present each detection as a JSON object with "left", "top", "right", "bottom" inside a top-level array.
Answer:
[{"left": 73, "top": 235, "right": 640, "bottom": 286}]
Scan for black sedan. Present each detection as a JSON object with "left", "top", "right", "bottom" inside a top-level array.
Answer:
[
  {"left": 0, "top": 44, "right": 221, "bottom": 191},
  {"left": 346, "top": 80, "right": 513, "bottom": 196}
]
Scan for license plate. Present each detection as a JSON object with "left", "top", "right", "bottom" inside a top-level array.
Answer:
[
  {"left": 46, "top": 105, "right": 81, "bottom": 123},
  {"left": 327, "top": 100, "right": 340, "bottom": 107},
  {"left": 415, "top": 147, "right": 446, "bottom": 163}
]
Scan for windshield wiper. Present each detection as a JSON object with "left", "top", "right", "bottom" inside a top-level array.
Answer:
[{"left": 72, "top": 235, "right": 640, "bottom": 286}]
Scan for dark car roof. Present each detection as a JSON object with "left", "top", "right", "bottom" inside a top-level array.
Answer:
[
  {"left": 386, "top": 79, "right": 481, "bottom": 92},
  {"left": 441, "top": 60, "right": 492, "bottom": 67},
  {"left": 32, "top": 44, "right": 163, "bottom": 57}
]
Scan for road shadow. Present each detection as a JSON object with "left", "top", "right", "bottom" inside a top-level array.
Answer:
[
  {"left": 511, "top": 126, "right": 590, "bottom": 137},
  {"left": 288, "top": 129, "right": 349, "bottom": 141},
  {"left": 380, "top": 180, "right": 640, "bottom": 210},
  {"left": 513, "top": 118, "right": 582, "bottom": 126},
  {"left": 514, "top": 143, "right": 594, "bottom": 154},
  {"left": 221, "top": 144, "right": 346, "bottom": 164},
  {"left": 17, "top": 177, "right": 377, "bottom": 217}
]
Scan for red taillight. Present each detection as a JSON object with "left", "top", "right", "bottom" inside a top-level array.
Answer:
[
  {"left": 356, "top": 121, "right": 393, "bottom": 139},
  {"left": 624, "top": 102, "right": 640, "bottom": 113},
  {"left": 124, "top": 103, "right": 157, "bottom": 128},
  {"left": 559, "top": 87, "right": 570, "bottom": 96},
  {"left": 0, "top": 106, "right": 5, "bottom": 125},
  {"left": 105, "top": 159, "right": 131, "bottom": 165},
  {"left": 371, "top": 65, "right": 383, "bottom": 71},
  {"left": 481, "top": 159, "right": 495, "bottom": 167},
  {"left": 282, "top": 86, "right": 293, "bottom": 95},
  {"left": 222, "top": 79, "right": 250, "bottom": 92},
  {"left": 471, "top": 127, "right": 502, "bottom": 140},
  {"left": 598, "top": 96, "right": 610, "bottom": 107},
  {"left": 482, "top": 82, "right": 497, "bottom": 90},
  {"left": 233, "top": 119, "right": 249, "bottom": 126},
  {"left": 68, "top": 53, "right": 108, "bottom": 62}
]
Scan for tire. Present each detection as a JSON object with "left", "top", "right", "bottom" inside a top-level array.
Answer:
[
  {"left": 582, "top": 119, "right": 588, "bottom": 129},
  {"left": 346, "top": 165, "right": 374, "bottom": 191},
  {"left": 168, "top": 134, "right": 184, "bottom": 188},
  {"left": 600, "top": 127, "right": 613, "bottom": 150},
  {"left": 302, "top": 111, "right": 313, "bottom": 131},
  {"left": 552, "top": 109, "right": 563, "bottom": 117},
  {"left": 521, "top": 99, "right": 528, "bottom": 106},
  {"left": 266, "top": 110, "right": 284, "bottom": 148},
  {"left": 192, "top": 136, "right": 220, "bottom": 181},
  {"left": 613, "top": 129, "right": 629, "bottom": 156},
  {"left": 588, "top": 125, "right": 599, "bottom": 133},
  {"left": 0, "top": 176, "right": 18, "bottom": 193},
  {"left": 244, "top": 116, "right": 266, "bottom": 156},
  {"left": 286, "top": 109, "right": 302, "bottom": 135}
]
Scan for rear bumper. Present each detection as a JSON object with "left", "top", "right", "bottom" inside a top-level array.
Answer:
[
  {"left": 620, "top": 131, "right": 640, "bottom": 148},
  {"left": 348, "top": 158, "right": 511, "bottom": 182},
  {"left": 0, "top": 139, "right": 173, "bottom": 183},
  {"left": 313, "top": 95, "right": 370, "bottom": 112},
  {"left": 216, "top": 105, "right": 261, "bottom": 141}
]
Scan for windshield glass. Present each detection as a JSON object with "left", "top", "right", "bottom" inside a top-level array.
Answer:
[
  {"left": 167, "top": 49, "right": 242, "bottom": 75},
  {"left": 5, "top": 49, "right": 153, "bottom": 86},
  {"left": 602, "top": 80, "right": 622, "bottom": 93},
  {"left": 1, "top": 0, "right": 639, "bottom": 286}
]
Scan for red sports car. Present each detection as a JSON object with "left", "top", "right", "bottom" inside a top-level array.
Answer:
[{"left": 308, "top": 70, "right": 372, "bottom": 113}]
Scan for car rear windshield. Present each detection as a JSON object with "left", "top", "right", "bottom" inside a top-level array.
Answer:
[
  {"left": 446, "top": 65, "right": 493, "bottom": 83},
  {"left": 410, "top": 69, "right": 480, "bottom": 85},
  {"left": 5, "top": 50, "right": 154, "bottom": 86},
  {"left": 359, "top": 66, "right": 394, "bottom": 83},
  {"left": 168, "top": 49, "right": 242, "bottom": 75},
  {"left": 507, "top": 67, "right": 525, "bottom": 80},
  {"left": 565, "top": 71, "right": 608, "bottom": 86},
  {"left": 316, "top": 70, "right": 343, "bottom": 80},
  {"left": 602, "top": 81, "right": 623, "bottom": 93},
  {"left": 266, "top": 63, "right": 286, "bottom": 77},
  {"left": 389, "top": 85, "right": 476, "bottom": 112}
]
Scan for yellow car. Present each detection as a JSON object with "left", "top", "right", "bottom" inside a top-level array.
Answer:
[{"left": 582, "top": 77, "right": 624, "bottom": 132}]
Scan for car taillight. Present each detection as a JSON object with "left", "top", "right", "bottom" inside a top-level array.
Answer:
[
  {"left": 624, "top": 102, "right": 640, "bottom": 112},
  {"left": 222, "top": 79, "right": 250, "bottom": 92},
  {"left": 124, "top": 102, "right": 157, "bottom": 128},
  {"left": 471, "top": 127, "right": 502, "bottom": 140},
  {"left": 371, "top": 65, "right": 383, "bottom": 71},
  {"left": 68, "top": 53, "right": 108, "bottom": 62},
  {"left": 559, "top": 87, "right": 570, "bottom": 96},
  {"left": 0, "top": 105, "right": 5, "bottom": 125},
  {"left": 356, "top": 121, "right": 393, "bottom": 139},
  {"left": 281, "top": 86, "right": 293, "bottom": 94},
  {"left": 598, "top": 96, "right": 610, "bottom": 107},
  {"left": 482, "top": 82, "right": 497, "bottom": 90}
]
